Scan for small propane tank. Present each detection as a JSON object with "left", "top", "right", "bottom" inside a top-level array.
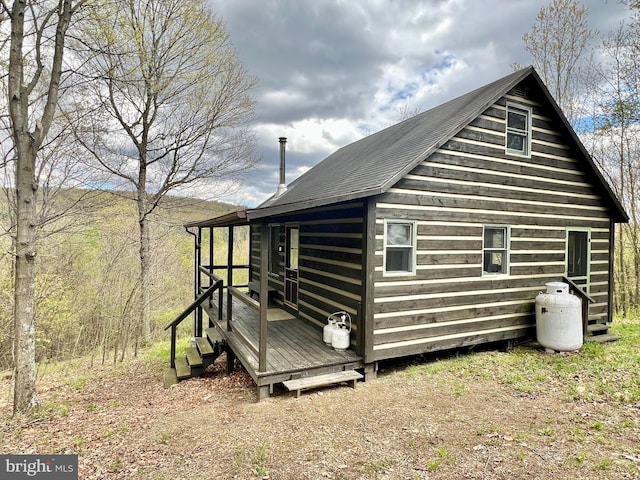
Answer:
[
  {"left": 535, "top": 281, "right": 583, "bottom": 352},
  {"left": 323, "top": 316, "right": 338, "bottom": 345},
  {"left": 331, "top": 312, "right": 352, "bottom": 351}
]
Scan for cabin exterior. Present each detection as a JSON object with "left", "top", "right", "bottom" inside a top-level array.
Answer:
[{"left": 167, "top": 66, "right": 628, "bottom": 399}]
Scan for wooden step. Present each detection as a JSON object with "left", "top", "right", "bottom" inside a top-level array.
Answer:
[
  {"left": 206, "top": 327, "right": 223, "bottom": 345},
  {"left": 587, "top": 323, "right": 609, "bottom": 335},
  {"left": 175, "top": 357, "right": 191, "bottom": 380},
  {"left": 585, "top": 333, "right": 621, "bottom": 344},
  {"left": 163, "top": 368, "right": 178, "bottom": 388},
  {"left": 196, "top": 337, "right": 215, "bottom": 357},
  {"left": 283, "top": 370, "right": 364, "bottom": 398},
  {"left": 185, "top": 347, "right": 202, "bottom": 368}
]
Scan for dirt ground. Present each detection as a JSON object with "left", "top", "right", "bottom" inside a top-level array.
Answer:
[{"left": 1, "top": 348, "right": 639, "bottom": 480}]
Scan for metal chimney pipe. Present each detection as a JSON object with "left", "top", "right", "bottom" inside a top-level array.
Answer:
[{"left": 276, "top": 137, "right": 287, "bottom": 197}]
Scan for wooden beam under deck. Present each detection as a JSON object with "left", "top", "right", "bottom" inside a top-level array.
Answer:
[{"left": 202, "top": 296, "right": 362, "bottom": 397}]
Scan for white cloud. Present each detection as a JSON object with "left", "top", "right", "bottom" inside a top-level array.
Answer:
[{"left": 205, "top": 0, "right": 630, "bottom": 208}]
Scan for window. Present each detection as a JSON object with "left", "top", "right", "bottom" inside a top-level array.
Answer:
[
  {"left": 483, "top": 226, "right": 509, "bottom": 274},
  {"left": 567, "top": 230, "right": 588, "bottom": 277},
  {"left": 566, "top": 228, "right": 591, "bottom": 292},
  {"left": 268, "top": 225, "right": 281, "bottom": 275},
  {"left": 384, "top": 221, "right": 416, "bottom": 275},
  {"left": 505, "top": 103, "right": 531, "bottom": 156},
  {"left": 286, "top": 226, "right": 299, "bottom": 270}
]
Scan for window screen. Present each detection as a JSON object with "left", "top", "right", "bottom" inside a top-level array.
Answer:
[
  {"left": 506, "top": 104, "right": 531, "bottom": 156},
  {"left": 384, "top": 221, "right": 416, "bottom": 274},
  {"left": 483, "top": 226, "right": 508, "bottom": 274}
]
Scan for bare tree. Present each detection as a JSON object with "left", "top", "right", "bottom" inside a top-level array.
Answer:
[
  {"left": 71, "top": 0, "right": 258, "bottom": 343},
  {"left": 522, "top": 0, "right": 596, "bottom": 127},
  {"left": 2, "top": 0, "right": 87, "bottom": 415},
  {"left": 589, "top": 6, "right": 640, "bottom": 314}
]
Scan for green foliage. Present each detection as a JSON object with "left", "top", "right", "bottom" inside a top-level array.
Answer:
[
  {"left": 253, "top": 443, "right": 270, "bottom": 478},
  {"left": 403, "top": 315, "right": 640, "bottom": 405},
  {"left": 0, "top": 190, "right": 242, "bottom": 370}
]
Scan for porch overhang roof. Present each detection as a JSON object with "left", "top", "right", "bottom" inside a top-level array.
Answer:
[{"left": 184, "top": 209, "right": 248, "bottom": 228}]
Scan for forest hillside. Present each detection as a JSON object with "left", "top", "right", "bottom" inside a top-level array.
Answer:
[{"left": 0, "top": 190, "right": 244, "bottom": 370}]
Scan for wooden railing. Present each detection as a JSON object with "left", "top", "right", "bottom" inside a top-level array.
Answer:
[
  {"left": 226, "top": 285, "right": 261, "bottom": 360},
  {"left": 164, "top": 277, "right": 223, "bottom": 369},
  {"left": 562, "top": 276, "right": 596, "bottom": 337}
]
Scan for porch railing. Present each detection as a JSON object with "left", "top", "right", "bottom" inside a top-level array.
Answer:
[
  {"left": 226, "top": 286, "right": 263, "bottom": 369},
  {"left": 164, "top": 276, "right": 223, "bottom": 369},
  {"left": 562, "top": 276, "right": 596, "bottom": 337}
]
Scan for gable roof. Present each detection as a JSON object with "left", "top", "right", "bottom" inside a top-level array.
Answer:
[{"left": 247, "top": 66, "right": 627, "bottom": 223}]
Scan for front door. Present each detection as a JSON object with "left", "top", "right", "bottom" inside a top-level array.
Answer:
[
  {"left": 284, "top": 226, "right": 299, "bottom": 309},
  {"left": 566, "top": 228, "right": 591, "bottom": 293}
]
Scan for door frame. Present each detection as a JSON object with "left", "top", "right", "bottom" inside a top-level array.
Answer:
[
  {"left": 566, "top": 227, "right": 591, "bottom": 294},
  {"left": 284, "top": 224, "right": 299, "bottom": 309}
]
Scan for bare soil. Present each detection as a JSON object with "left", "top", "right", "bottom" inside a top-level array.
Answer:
[{"left": 1, "top": 347, "right": 639, "bottom": 480}]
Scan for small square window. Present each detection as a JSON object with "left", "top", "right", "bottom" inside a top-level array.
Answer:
[
  {"left": 384, "top": 221, "right": 416, "bottom": 275},
  {"left": 506, "top": 104, "right": 531, "bottom": 157},
  {"left": 483, "top": 226, "right": 509, "bottom": 275}
]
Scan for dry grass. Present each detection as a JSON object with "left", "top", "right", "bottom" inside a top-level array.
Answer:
[{"left": 1, "top": 317, "right": 639, "bottom": 479}]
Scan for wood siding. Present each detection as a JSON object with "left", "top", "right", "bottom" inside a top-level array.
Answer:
[
  {"left": 251, "top": 202, "right": 366, "bottom": 353},
  {"left": 369, "top": 89, "right": 612, "bottom": 362}
]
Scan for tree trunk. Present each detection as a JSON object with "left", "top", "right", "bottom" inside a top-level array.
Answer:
[
  {"left": 7, "top": 0, "right": 78, "bottom": 415},
  {"left": 138, "top": 195, "right": 152, "bottom": 344},
  {"left": 13, "top": 138, "right": 39, "bottom": 414}
]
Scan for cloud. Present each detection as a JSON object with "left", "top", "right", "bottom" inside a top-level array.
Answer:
[{"left": 208, "top": 0, "right": 630, "bottom": 207}]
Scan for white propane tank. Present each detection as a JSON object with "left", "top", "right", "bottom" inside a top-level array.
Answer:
[
  {"left": 535, "top": 281, "right": 583, "bottom": 352},
  {"left": 323, "top": 316, "right": 338, "bottom": 345},
  {"left": 331, "top": 313, "right": 351, "bottom": 351}
]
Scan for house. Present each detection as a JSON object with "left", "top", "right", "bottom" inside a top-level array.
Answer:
[{"left": 166, "top": 66, "right": 628, "bottom": 399}]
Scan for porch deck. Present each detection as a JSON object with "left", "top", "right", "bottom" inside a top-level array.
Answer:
[{"left": 202, "top": 295, "right": 363, "bottom": 397}]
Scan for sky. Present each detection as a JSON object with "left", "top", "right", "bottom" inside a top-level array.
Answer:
[{"left": 206, "top": 0, "right": 630, "bottom": 207}]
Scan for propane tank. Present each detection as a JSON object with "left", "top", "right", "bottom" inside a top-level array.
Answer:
[
  {"left": 323, "top": 316, "right": 338, "bottom": 345},
  {"left": 535, "top": 281, "right": 583, "bottom": 352},
  {"left": 331, "top": 312, "right": 352, "bottom": 351}
]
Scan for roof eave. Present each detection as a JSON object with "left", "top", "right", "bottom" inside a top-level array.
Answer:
[
  {"left": 378, "top": 68, "right": 537, "bottom": 195},
  {"left": 184, "top": 209, "right": 248, "bottom": 228},
  {"left": 247, "top": 188, "right": 384, "bottom": 221}
]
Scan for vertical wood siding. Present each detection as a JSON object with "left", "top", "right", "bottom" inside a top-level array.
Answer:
[{"left": 370, "top": 90, "right": 612, "bottom": 361}]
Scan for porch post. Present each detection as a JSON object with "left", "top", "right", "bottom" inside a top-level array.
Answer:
[
  {"left": 608, "top": 219, "right": 615, "bottom": 324},
  {"left": 209, "top": 227, "right": 214, "bottom": 278},
  {"left": 195, "top": 227, "right": 203, "bottom": 337},
  {"left": 259, "top": 224, "right": 269, "bottom": 371},
  {"left": 227, "top": 225, "right": 234, "bottom": 288}
]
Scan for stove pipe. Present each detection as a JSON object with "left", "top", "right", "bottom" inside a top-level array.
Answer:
[{"left": 276, "top": 137, "right": 287, "bottom": 197}]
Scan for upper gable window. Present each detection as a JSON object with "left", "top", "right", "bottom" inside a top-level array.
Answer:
[{"left": 505, "top": 103, "right": 532, "bottom": 157}]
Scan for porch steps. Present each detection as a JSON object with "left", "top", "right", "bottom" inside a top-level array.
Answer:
[
  {"left": 206, "top": 327, "right": 223, "bottom": 346},
  {"left": 586, "top": 333, "right": 621, "bottom": 344},
  {"left": 195, "top": 337, "right": 215, "bottom": 356},
  {"left": 186, "top": 347, "right": 202, "bottom": 367},
  {"left": 163, "top": 328, "right": 227, "bottom": 387},
  {"left": 588, "top": 323, "right": 609, "bottom": 335},
  {"left": 586, "top": 323, "right": 621, "bottom": 344},
  {"left": 283, "top": 370, "right": 364, "bottom": 398},
  {"left": 175, "top": 357, "right": 192, "bottom": 380}
]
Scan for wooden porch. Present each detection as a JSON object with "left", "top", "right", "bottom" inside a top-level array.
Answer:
[
  {"left": 163, "top": 211, "right": 366, "bottom": 400},
  {"left": 203, "top": 290, "right": 363, "bottom": 400}
]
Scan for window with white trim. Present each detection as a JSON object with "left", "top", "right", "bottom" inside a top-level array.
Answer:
[
  {"left": 384, "top": 220, "right": 416, "bottom": 275},
  {"left": 483, "top": 226, "right": 509, "bottom": 275},
  {"left": 268, "top": 224, "right": 281, "bottom": 275},
  {"left": 505, "top": 103, "right": 531, "bottom": 157}
]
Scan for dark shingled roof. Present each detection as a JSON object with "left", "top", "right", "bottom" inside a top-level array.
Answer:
[{"left": 239, "top": 66, "right": 626, "bottom": 224}]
